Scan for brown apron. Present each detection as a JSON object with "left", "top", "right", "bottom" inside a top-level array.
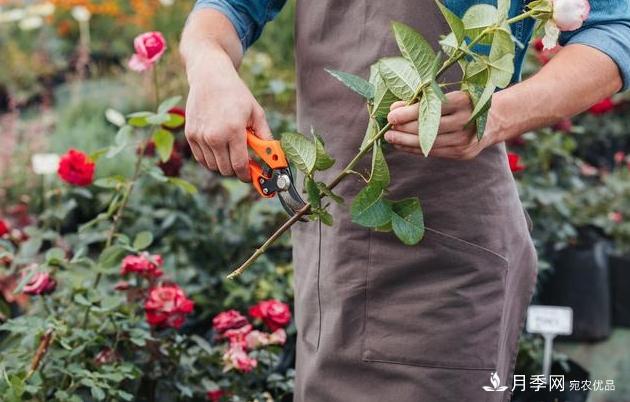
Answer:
[{"left": 291, "top": 1, "right": 538, "bottom": 401}]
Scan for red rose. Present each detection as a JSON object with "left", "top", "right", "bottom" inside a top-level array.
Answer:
[
  {"left": 508, "top": 152, "right": 526, "bottom": 173},
  {"left": 552, "top": 118, "right": 573, "bottom": 133},
  {"left": 614, "top": 151, "right": 626, "bottom": 165},
  {"left": 120, "top": 252, "right": 163, "bottom": 278},
  {"left": 128, "top": 31, "right": 167, "bottom": 72},
  {"left": 57, "top": 149, "right": 95, "bottom": 186},
  {"left": 206, "top": 389, "right": 225, "bottom": 402},
  {"left": 144, "top": 284, "right": 194, "bottom": 329},
  {"left": 212, "top": 309, "right": 249, "bottom": 334},
  {"left": 158, "top": 149, "right": 183, "bottom": 177},
  {"left": 249, "top": 299, "right": 291, "bottom": 331},
  {"left": 531, "top": 37, "right": 560, "bottom": 65},
  {"left": 589, "top": 98, "right": 615, "bottom": 115},
  {"left": 0, "top": 219, "right": 9, "bottom": 237},
  {"left": 23, "top": 272, "right": 57, "bottom": 296},
  {"left": 609, "top": 211, "right": 623, "bottom": 224}
]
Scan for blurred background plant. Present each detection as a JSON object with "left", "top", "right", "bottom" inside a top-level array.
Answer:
[{"left": 1, "top": 1, "right": 630, "bottom": 401}]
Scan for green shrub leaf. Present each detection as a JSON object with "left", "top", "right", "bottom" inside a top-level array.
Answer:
[
  {"left": 419, "top": 85, "right": 443, "bottom": 156},
  {"left": 133, "top": 231, "right": 153, "bottom": 250},
  {"left": 351, "top": 183, "right": 392, "bottom": 227},
  {"left": 392, "top": 22, "right": 436, "bottom": 81},
  {"left": 378, "top": 57, "right": 421, "bottom": 100},
  {"left": 435, "top": 1, "right": 465, "bottom": 44},
  {"left": 157, "top": 96, "right": 182, "bottom": 114},
  {"left": 370, "top": 145, "right": 390, "bottom": 188},
  {"left": 391, "top": 198, "right": 425, "bottom": 245},
  {"left": 152, "top": 129, "right": 175, "bottom": 162},
  {"left": 325, "top": 69, "right": 374, "bottom": 100},
  {"left": 280, "top": 132, "right": 317, "bottom": 174}
]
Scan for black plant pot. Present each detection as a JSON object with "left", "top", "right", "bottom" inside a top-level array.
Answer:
[
  {"left": 609, "top": 253, "right": 630, "bottom": 328},
  {"left": 511, "top": 359, "right": 590, "bottom": 402},
  {"left": 540, "top": 241, "right": 612, "bottom": 341}
]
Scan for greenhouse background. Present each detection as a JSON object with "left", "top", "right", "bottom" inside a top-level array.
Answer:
[{"left": 1, "top": 0, "right": 629, "bottom": 401}]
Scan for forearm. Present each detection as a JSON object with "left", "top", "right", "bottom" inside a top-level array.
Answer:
[
  {"left": 180, "top": 8, "right": 243, "bottom": 75},
  {"left": 490, "top": 44, "right": 623, "bottom": 141}
]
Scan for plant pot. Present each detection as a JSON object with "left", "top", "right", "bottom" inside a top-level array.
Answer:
[
  {"left": 511, "top": 359, "right": 590, "bottom": 402},
  {"left": 609, "top": 253, "right": 630, "bottom": 327},
  {"left": 540, "top": 241, "right": 612, "bottom": 341}
]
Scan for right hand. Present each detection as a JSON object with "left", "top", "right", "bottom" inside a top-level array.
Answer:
[{"left": 184, "top": 49, "right": 272, "bottom": 182}]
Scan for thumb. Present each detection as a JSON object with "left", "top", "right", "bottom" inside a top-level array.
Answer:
[{"left": 250, "top": 105, "right": 273, "bottom": 140}]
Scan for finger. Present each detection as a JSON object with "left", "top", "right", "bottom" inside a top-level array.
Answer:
[
  {"left": 251, "top": 105, "right": 273, "bottom": 140},
  {"left": 384, "top": 130, "right": 421, "bottom": 149},
  {"left": 228, "top": 132, "right": 251, "bottom": 182},
  {"left": 429, "top": 146, "right": 472, "bottom": 160},
  {"left": 387, "top": 104, "right": 419, "bottom": 125},
  {"left": 203, "top": 138, "right": 233, "bottom": 175},
  {"left": 189, "top": 140, "right": 207, "bottom": 168},
  {"left": 200, "top": 146, "right": 218, "bottom": 171},
  {"left": 442, "top": 91, "right": 472, "bottom": 115},
  {"left": 394, "top": 112, "right": 467, "bottom": 135},
  {"left": 432, "top": 131, "right": 473, "bottom": 148},
  {"left": 390, "top": 100, "right": 407, "bottom": 111},
  {"left": 393, "top": 145, "right": 423, "bottom": 155}
]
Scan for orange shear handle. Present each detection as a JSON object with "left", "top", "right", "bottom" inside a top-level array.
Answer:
[
  {"left": 246, "top": 129, "right": 288, "bottom": 169},
  {"left": 247, "top": 129, "right": 288, "bottom": 198}
]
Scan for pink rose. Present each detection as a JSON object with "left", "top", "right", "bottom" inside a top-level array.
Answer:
[
  {"left": 212, "top": 310, "right": 249, "bottom": 334},
  {"left": 120, "top": 252, "right": 163, "bottom": 278},
  {"left": 542, "top": 0, "right": 590, "bottom": 49},
  {"left": 224, "top": 324, "right": 253, "bottom": 349},
  {"left": 23, "top": 272, "right": 57, "bottom": 296},
  {"left": 609, "top": 211, "right": 623, "bottom": 224},
  {"left": 222, "top": 345, "right": 257, "bottom": 373},
  {"left": 614, "top": 152, "right": 626, "bottom": 165},
  {"left": 94, "top": 347, "right": 121, "bottom": 366},
  {"left": 245, "top": 328, "right": 287, "bottom": 349},
  {"left": 249, "top": 299, "right": 291, "bottom": 331},
  {"left": 144, "top": 284, "right": 194, "bottom": 329},
  {"left": 553, "top": 0, "right": 590, "bottom": 31},
  {"left": 128, "top": 31, "right": 167, "bottom": 72}
]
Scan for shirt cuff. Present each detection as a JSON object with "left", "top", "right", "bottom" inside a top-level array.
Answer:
[
  {"left": 192, "top": 0, "right": 254, "bottom": 51},
  {"left": 560, "top": 24, "right": 630, "bottom": 91}
]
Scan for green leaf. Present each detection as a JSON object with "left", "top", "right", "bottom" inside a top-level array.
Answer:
[
  {"left": 462, "top": 4, "right": 498, "bottom": 44},
  {"left": 310, "top": 207, "right": 334, "bottom": 226},
  {"left": 94, "top": 175, "right": 127, "bottom": 189},
  {"left": 90, "top": 148, "right": 108, "bottom": 162},
  {"left": 391, "top": 198, "right": 425, "bottom": 245},
  {"left": 133, "top": 231, "right": 153, "bottom": 250},
  {"left": 464, "top": 83, "right": 491, "bottom": 139},
  {"left": 378, "top": 57, "right": 421, "bottom": 100},
  {"left": 418, "top": 85, "right": 443, "bottom": 156},
  {"left": 435, "top": 1, "right": 465, "bottom": 44},
  {"left": 350, "top": 184, "right": 392, "bottom": 228},
  {"left": 370, "top": 145, "right": 390, "bottom": 188},
  {"left": 98, "top": 245, "right": 126, "bottom": 270},
  {"left": 152, "top": 129, "right": 175, "bottom": 162},
  {"left": 325, "top": 69, "right": 374, "bottom": 100},
  {"left": 392, "top": 22, "right": 436, "bottom": 81},
  {"left": 106, "top": 126, "right": 132, "bottom": 159},
  {"left": 162, "top": 113, "right": 185, "bottom": 129},
  {"left": 147, "top": 113, "right": 170, "bottom": 125},
  {"left": 90, "top": 386, "right": 106, "bottom": 401},
  {"left": 497, "top": 0, "right": 510, "bottom": 22},
  {"left": 127, "top": 112, "right": 152, "bottom": 128},
  {"left": 370, "top": 64, "right": 399, "bottom": 118},
  {"left": 167, "top": 177, "right": 198, "bottom": 194},
  {"left": 45, "top": 248, "right": 65, "bottom": 265},
  {"left": 488, "top": 28, "right": 515, "bottom": 88},
  {"left": 158, "top": 96, "right": 182, "bottom": 114},
  {"left": 305, "top": 177, "right": 321, "bottom": 208},
  {"left": 280, "top": 132, "right": 317, "bottom": 174},
  {"left": 316, "top": 181, "right": 344, "bottom": 204},
  {"left": 467, "top": 80, "right": 495, "bottom": 128},
  {"left": 312, "top": 132, "right": 335, "bottom": 171}
]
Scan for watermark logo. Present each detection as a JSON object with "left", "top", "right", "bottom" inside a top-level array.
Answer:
[{"left": 482, "top": 372, "right": 509, "bottom": 392}]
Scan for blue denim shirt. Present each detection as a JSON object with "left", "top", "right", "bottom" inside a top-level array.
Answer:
[{"left": 192, "top": 0, "right": 630, "bottom": 90}]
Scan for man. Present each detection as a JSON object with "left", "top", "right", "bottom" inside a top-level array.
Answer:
[{"left": 180, "top": 1, "right": 630, "bottom": 401}]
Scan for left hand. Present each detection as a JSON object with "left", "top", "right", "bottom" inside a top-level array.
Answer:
[{"left": 384, "top": 91, "right": 496, "bottom": 160}]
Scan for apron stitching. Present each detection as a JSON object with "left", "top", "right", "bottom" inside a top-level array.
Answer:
[
  {"left": 360, "top": 229, "right": 373, "bottom": 361},
  {"left": 315, "top": 220, "right": 322, "bottom": 351},
  {"left": 425, "top": 227, "right": 508, "bottom": 263},
  {"left": 361, "top": 357, "right": 498, "bottom": 372}
]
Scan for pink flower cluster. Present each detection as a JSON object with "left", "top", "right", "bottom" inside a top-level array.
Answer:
[
  {"left": 211, "top": 300, "right": 291, "bottom": 374},
  {"left": 144, "top": 283, "right": 194, "bottom": 329}
]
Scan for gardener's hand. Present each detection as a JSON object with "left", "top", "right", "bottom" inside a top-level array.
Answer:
[
  {"left": 183, "top": 44, "right": 272, "bottom": 182},
  {"left": 384, "top": 91, "right": 497, "bottom": 159}
]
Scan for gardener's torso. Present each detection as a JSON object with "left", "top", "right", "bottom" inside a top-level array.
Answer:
[{"left": 291, "top": 1, "right": 537, "bottom": 401}]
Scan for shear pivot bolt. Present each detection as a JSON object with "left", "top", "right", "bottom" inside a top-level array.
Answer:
[{"left": 276, "top": 174, "right": 291, "bottom": 191}]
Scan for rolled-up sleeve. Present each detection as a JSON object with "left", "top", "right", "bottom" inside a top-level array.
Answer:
[
  {"left": 559, "top": 0, "right": 630, "bottom": 90},
  {"left": 192, "top": 0, "right": 286, "bottom": 50}
]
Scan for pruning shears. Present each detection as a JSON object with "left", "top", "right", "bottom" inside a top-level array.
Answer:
[{"left": 246, "top": 129, "right": 307, "bottom": 217}]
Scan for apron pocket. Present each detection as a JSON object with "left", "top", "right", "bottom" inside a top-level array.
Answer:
[{"left": 362, "top": 227, "right": 508, "bottom": 370}]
